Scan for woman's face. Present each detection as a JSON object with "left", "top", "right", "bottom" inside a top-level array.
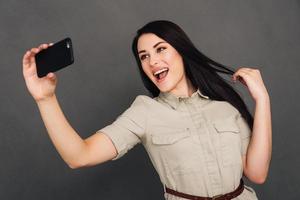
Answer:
[{"left": 137, "top": 33, "right": 189, "bottom": 94}]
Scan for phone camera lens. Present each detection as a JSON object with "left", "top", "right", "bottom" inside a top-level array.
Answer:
[{"left": 67, "top": 43, "right": 70, "bottom": 48}]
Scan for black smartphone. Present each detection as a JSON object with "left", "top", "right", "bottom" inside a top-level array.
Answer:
[{"left": 35, "top": 37, "right": 74, "bottom": 78}]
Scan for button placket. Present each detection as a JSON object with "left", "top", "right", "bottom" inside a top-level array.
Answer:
[
  {"left": 178, "top": 95, "right": 222, "bottom": 193},
  {"left": 187, "top": 100, "right": 222, "bottom": 194}
]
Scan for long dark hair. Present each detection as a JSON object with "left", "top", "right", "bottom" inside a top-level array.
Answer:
[{"left": 131, "top": 20, "right": 253, "bottom": 130}]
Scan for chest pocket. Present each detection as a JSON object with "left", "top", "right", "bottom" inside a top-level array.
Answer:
[
  {"left": 151, "top": 129, "right": 189, "bottom": 145},
  {"left": 150, "top": 128, "right": 203, "bottom": 175},
  {"left": 213, "top": 117, "right": 242, "bottom": 167}
]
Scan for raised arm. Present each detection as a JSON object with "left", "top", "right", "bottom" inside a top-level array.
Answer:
[
  {"left": 22, "top": 43, "right": 117, "bottom": 169},
  {"left": 232, "top": 67, "right": 272, "bottom": 184},
  {"left": 36, "top": 95, "right": 118, "bottom": 168}
]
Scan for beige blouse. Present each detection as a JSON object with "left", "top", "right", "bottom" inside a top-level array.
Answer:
[{"left": 97, "top": 89, "right": 258, "bottom": 199}]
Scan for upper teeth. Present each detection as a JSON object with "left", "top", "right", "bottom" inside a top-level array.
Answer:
[{"left": 154, "top": 68, "right": 168, "bottom": 76}]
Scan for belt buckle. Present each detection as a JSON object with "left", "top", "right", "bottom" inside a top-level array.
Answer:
[{"left": 212, "top": 194, "right": 223, "bottom": 200}]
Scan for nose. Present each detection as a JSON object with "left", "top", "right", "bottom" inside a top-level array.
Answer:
[{"left": 149, "top": 55, "right": 159, "bottom": 67}]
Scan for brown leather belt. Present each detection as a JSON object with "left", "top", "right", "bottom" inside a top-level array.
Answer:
[{"left": 165, "top": 179, "right": 244, "bottom": 200}]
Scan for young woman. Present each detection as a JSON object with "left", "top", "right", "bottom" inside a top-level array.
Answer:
[{"left": 22, "top": 20, "right": 272, "bottom": 200}]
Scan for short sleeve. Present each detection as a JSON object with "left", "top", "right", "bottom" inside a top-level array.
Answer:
[
  {"left": 97, "top": 95, "right": 147, "bottom": 160},
  {"left": 236, "top": 113, "right": 252, "bottom": 155}
]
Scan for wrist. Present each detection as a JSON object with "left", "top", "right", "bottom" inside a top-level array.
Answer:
[
  {"left": 36, "top": 94, "right": 57, "bottom": 105},
  {"left": 255, "top": 95, "right": 270, "bottom": 107}
]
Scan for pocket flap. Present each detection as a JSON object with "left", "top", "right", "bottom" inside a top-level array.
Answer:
[
  {"left": 151, "top": 132, "right": 189, "bottom": 145},
  {"left": 213, "top": 118, "right": 239, "bottom": 133}
]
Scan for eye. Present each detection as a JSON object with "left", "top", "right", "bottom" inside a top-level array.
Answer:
[
  {"left": 140, "top": 54, "right": 149, "bottom": 61},
  {"left": 157, "top": 46, "right": 166, "bottom": 53}
]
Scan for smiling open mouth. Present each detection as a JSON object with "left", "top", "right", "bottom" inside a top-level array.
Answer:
[{"left": 154, "top": 68, "right": 169, "bottom": 82}]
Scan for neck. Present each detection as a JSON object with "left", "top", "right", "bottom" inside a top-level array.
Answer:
[{"left": 168, "top": 77, "right": 197, "bottom": 98}]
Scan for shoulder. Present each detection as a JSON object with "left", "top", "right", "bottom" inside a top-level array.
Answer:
[
  {"left": 135, "top": 94, "right": 154, "bottom": 101},
  {"left": 130, "top": 95, "right": 154, "bottom": 107},
  {"left": 122, "top": 95, "right": 153, "bottom": 116}
]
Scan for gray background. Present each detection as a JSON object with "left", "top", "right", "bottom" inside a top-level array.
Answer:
[{"left": 1, "top": 0, "right": 299, "bottom": 199}]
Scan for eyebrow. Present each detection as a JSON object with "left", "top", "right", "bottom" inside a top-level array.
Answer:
[{"left": 138, "top": 41, "right": 166, "bottom": 54}]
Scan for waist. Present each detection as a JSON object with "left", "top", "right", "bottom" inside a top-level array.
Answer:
[{"left": 165, "top": 178, "right": 244, "bottom": 200}]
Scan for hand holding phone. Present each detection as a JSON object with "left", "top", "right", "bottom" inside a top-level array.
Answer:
[
  {"left": 35, "top": 37, "right": 74, "bottom": 78},
  {"left": 23, "top": 39, "right": 74, "bottom": 101}
]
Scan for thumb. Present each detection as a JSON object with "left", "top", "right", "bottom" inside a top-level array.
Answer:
[{"left": 47, "top": 72, "right": 56, "bottom": 80}]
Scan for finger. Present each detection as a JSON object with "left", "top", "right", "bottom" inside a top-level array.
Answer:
[
  {"left": 238, "top": 76, "right": 247, "bottom": 86},
  {"left": 232, "top": 67, "right": 244, "bottom": 79},
  {"left": 232, "top": 70, "right": 250, "bottom": 81},
  {"left": 243, "top": 68, "right": 257, "bottom": 74},
  {"left": 236, "top": 71, "right": 249, "bottom": 83},
  {"left": 235, "top": 67, "right": 255, "bottom": 74},
  {"left": 24, "top": 50, "right": 31, "bottom": 57},
  {"left": 29, "top": 49, "right": 36, "bottom": 64},
  {"left": 232, "top": 71, "right": 241, "bottom": 81},
  {"left": 235, "top": 67, "right": 251, "bottom": 73},
  {"left": 30, "top": 47, "right": 40, "bottom": 55},
  {"left": 232, "top": 73, "right": 246, "bottom": 86},
  {"left": 22, "top": 50, "right": 31, "bottom": 67},
  {"left": 28, "top": 47, "right": 42, "bottom": 64},
  {"left": 47, "top": 72, "right": 57, "bottom": 81},
  {"left": 235, "top": 71, "right": 248, "bottom": 79},
  {"left": 38, "top": 43, "right": 48, "bottom": 50}
]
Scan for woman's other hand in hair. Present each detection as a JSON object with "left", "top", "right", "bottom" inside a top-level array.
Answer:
[{"left": 232, "top": 67, "right": 269, "bottom": 102}]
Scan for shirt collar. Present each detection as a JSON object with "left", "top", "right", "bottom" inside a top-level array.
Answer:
[{"left": 158, "top": 88, "right": 209, "bottom": 110}]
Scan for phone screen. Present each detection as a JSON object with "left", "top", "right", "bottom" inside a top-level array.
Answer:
[{"left": 35, "top": 37, "right": 74, "bottom": 78}]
